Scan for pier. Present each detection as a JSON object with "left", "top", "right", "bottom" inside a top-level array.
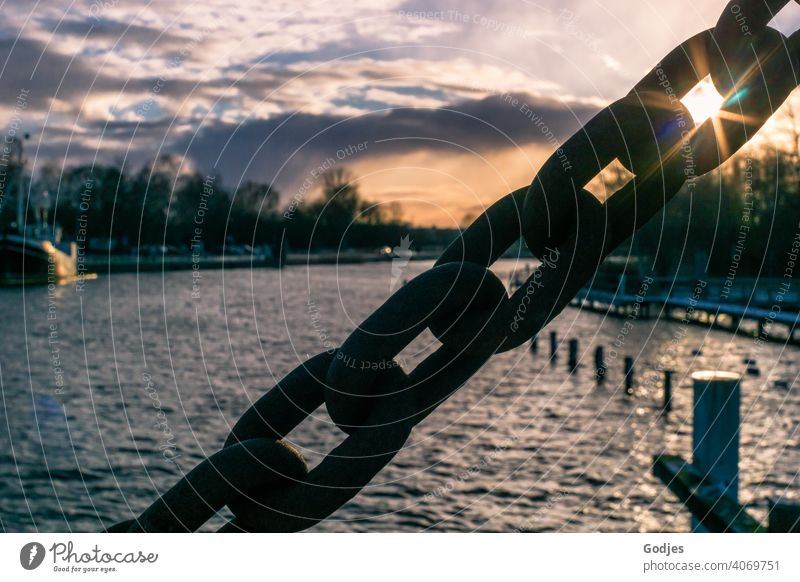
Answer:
[
  {"left": 653, "top": 371, "right": 800, "bottom": 533},
  {"left": 571, "top": 274, "right": 800, "bottom": 345}
]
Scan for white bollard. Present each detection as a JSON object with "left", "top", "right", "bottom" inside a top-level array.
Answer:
[{"left": 691, "top": 371, "right": 741, "bottom": 532}]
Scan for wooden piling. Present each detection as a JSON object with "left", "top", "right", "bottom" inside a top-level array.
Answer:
[
  {"left": 530, "top": 335, "right": 538, "bottom": 353},
  {"left": 624, "top": 357, "right": 634, "bottom": 395},
  {"left": 691, "top": 371, "right": 741, "bottom": 532},
  {"left": 663, "top": 370, "right": 674, "bottom": 414},
  {"left": 550, "top": 331, "right": 558, "bottom": 358},
  {"left": 568, "top": 339, "right": 578, "bottom": 370},
  {"left": 594, "top": 346, "right": 606, "bottom": 381}
]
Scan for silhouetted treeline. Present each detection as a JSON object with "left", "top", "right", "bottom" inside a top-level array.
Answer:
[
  {"left": 5, "top": 148, "right": 799, "bottom": 273},
  {"left": 2, "top": 156, "right": 457, "bottom": 253},
  {"left": 634, "top": 149, "right": 800, "bottom": 277}
]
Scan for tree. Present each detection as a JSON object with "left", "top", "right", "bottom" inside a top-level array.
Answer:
[{"left": 307, "top": 168, "right": 363, "bottom": 248}]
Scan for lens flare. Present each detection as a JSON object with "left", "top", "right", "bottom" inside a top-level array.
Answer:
[{"left": 681, "top": 76, "right": 725, "bottom": 125}]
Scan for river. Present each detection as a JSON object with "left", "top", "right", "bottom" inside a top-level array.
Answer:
[{"left": 1, "top": 260, "right": 797, "bottom": 532}]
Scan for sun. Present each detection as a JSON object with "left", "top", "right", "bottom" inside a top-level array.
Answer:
[{"left": 681, "top": 75, "right": 726, "bottom": 125}]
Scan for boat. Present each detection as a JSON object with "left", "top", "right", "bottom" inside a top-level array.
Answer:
[
  {"left": 0, "top": 135, "right": 79, "bottom": 286},
  {"left": 0, "top": 233, "right": 77, "bottom": 286}
]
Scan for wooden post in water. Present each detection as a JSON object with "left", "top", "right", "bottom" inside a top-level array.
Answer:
[
  {"left": 550, "top": 331, "right": 558, "bottom": 359},
  {"left": 729, "top": 315, "right": 740, "bottom": 332},
  {"left": 530, "top": 335, "right": 538, "bottom": 353},
  {"left": 691, "top": 371, "right": 741, "bottom": 532},
  {"left": 624, "top": 357, "right": 634, "bottom": 395},
  {"left": 768, "top": 499, "right": 800, "bottom": 532},
  {"left": 595, "top": 346, "right": 606, "bottom": 382},
  {"left": 568, "top": 339, "right": 578, "bottom": 371},
  {"left": 663, "top": 370, "right": 674, "bottom": 414}
]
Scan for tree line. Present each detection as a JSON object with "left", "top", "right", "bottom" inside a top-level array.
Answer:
[
  {"left": 2, "top": 142, "right": 798, "bottom": 276},
  {"left": 0, "top": 156, "right": 456, "bottom": 254},
  {"left": 634, "top": 148, "right": 800, "bottom": 278}
]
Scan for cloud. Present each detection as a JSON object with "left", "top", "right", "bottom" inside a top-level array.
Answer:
[
  {"left": 41, "top": 17, "right": 188, "bottom": 51},
  {"left": 0, "top": 37, "right": 102, "bottom": 109},
  {"left": 359, "top": 88, "right": 447, "bottom": 109},
  {"left": 174, "top": 90, "right": 599, "bottom": 194},
  {"left": 3, "top": 0, "right": 769, "bottom": 226}
]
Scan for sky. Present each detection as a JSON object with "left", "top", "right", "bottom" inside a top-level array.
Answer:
[{"left": 3, "top": 0, "right": 800, "bottom": 227}]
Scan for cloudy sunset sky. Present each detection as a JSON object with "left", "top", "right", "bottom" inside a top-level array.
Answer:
[{"left": 4, "top": 0, "right": 800, "bottom": 226}]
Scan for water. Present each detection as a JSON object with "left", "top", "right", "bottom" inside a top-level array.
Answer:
[{"left": 1, "top": 260, "right": 798, "bottom": 532}]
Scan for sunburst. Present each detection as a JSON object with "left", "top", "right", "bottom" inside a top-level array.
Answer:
[{"left": 681, "top": 76, "right": 725, "bottom": 125}]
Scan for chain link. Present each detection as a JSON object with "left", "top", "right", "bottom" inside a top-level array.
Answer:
[{"left": 109, "top": 0, "right": 800, "bottom": 532}]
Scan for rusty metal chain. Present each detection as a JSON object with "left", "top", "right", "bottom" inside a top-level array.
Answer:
[{"left": 108, "top": 0, "right": 800, "bottom": 532}]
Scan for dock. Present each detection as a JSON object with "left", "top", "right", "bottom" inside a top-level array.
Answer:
[
  {"left": 571, "top": 274, "right": 800, "bottom": 344},
  {"left": 652, "top": 372, "right": 800, "bottom": 533}
]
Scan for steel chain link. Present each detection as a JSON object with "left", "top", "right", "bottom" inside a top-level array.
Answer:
[{"left": 108, "top": 0, "right": 800, "bottom": 532}]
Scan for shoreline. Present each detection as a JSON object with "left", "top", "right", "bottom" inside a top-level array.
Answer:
[{"left": 79, "top": 250, "right": 451, "bottom": 273}]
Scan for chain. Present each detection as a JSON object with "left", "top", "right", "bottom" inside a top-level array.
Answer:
[{"left": 108, "top": 0, "right": 800, "bottom": 532}]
